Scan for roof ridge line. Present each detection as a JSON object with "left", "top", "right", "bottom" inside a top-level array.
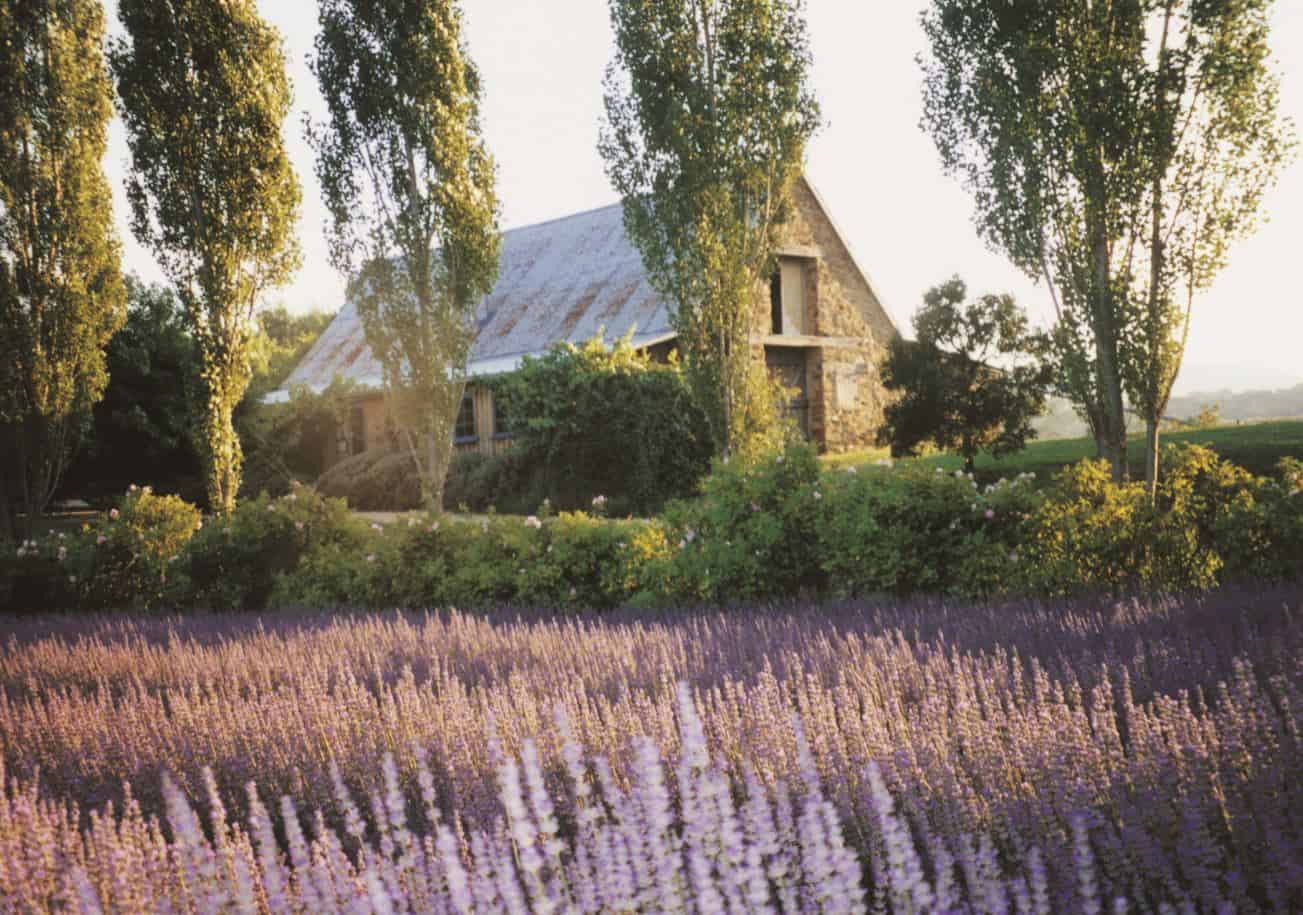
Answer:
[{"left": 503, "top": 199, "right": 625, "bottom": 236}]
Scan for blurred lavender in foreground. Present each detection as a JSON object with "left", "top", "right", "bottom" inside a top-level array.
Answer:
[
  {"left": 3, "top": 687, "right": 1120, "bottom": 913},
  {"left": 2, "top": 586, "right": 1301, "bottom": 910}
]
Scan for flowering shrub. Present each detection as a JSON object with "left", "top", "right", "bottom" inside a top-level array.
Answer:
[
  {"left": 1, "top": 587, "right": 1301, "bottom": 910},
  {"left": 4, "top": 445, "right": 1301, "bottom": 614},
  {"left": 1274, "top": 458, "right": 1303, "bottom": 553},
  {"left": 179, "top": 483, "right": 367, "bottom": 610},
  {"left": 58, "top": 486, "right": 203, "bottom": 610},
  {"left": 1017, "top": 445, "right": 1296, "bottom": 595},
  {"left": 1225, "top": 456, "right": 1303, "bottom": 581},
  {"left": 653, "top": 441, "right": 826, "bottom": 603},
  {"left": 515, "top": 512, "right": 646, "bottom": 608},
  {"left": 273, "top": 511, "right": 658, "bottom": 611},
  {"left": 816, "top": 464, "right": 1040, "bottom": 597}
]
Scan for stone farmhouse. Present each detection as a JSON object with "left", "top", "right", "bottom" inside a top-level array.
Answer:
[{"left": 271, "top": 176, "right": 898, "bottom": 465}]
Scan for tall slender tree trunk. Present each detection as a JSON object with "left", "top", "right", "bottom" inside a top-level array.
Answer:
[
  {"left": 425, "top": 422, "right": 440, "bottom": 514},
  {"left": 205, "top": 388, "right": 242, "bottom": 515},
  {"left": 1144, "top": 418, "right": 1161, "bottom": 498},
  {"left": 1090, "top": 227, "right": 1128, "bottom": 482},
  {"left": 12, "top": 415, "right": 55, "bottom": 543},
  {"left": 0, "top": 435, "right": 15, "bottom": 543}
]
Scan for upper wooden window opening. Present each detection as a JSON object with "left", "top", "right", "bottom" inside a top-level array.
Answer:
[{"left": 770, "top": 259, "right": 806, "bottom": 336}]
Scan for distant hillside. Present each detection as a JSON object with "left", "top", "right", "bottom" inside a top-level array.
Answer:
[
  {"left": 1168, "top": 384, "right": 1303, "bottom": 423},
  {"left": 1032, "top": 399, "right": 1091, "bottom": 440},
  {"left": 1031, "top": 384, "right": 1303, "bottom": 443},
  {"left": 1172, "top": 363, "right": 1302, "bottom": 396}
]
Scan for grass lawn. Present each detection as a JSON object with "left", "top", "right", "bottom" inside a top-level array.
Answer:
[{"left": 825, "top": 419, "right": 1303, "bottom": 482}]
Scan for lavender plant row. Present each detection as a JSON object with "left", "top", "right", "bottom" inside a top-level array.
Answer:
[
  {"left": 2, "top": 586, "right": 1302, "bottom": 911},
  {"left": 3, "top": 687, "right": 1111, "bottom": 914}
]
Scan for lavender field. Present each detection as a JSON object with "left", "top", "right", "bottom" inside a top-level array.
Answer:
[{"left": 2, "top": 588, "right": 1302, "bottom": 913}]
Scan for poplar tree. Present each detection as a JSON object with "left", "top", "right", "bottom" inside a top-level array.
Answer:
[
  {"left": 0, "top": 0, "right": 126, "bottom": 541},
  {"left": 600, "top": 0, "right": 821, "bottom": 455},
  {"left": 1117, "top": 0, "right": 1293, "bottom": 496},
  {"left": 921, "top": 0, "right": 1294, "bottom": 492},
  {"left": 309, "top": 0, "right": 500, "bottom": 513},
  {"left": 111, "top": 0, "right": 302, "bottom": 514}
]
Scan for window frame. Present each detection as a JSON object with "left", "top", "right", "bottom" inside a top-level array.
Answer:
[
  {"left": 453, "top": 393, "right": 478, "bottom": 444},
  {"left": 770, "top": 270, "right": 784, "bottom": 335},
  {"left": 350, "top": 404, "right": 367, "bottom": 456},
  {"left": 492, "top": 391, "right": 513, "bottom": 441}
]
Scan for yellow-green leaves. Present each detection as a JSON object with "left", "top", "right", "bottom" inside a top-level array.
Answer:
[
  {"left": 308, "top": 0, "right": 501, "bottom": 513},
  {"left": 921, "top": 0, "right": 1295, "bottom": 494},
  {"left": 0, "top": 0, "right": 126, "bottom": 539},
  {"left": 111, "top": 0, "right": 302, "bottom": 515},
  {"left": 600, "top": 0, "right": 820, "bottom": 455}
]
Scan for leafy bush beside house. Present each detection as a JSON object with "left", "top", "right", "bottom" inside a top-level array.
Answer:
[
  {"left": 442, "top": 449, "right": 534, "bottom": 515},
  {"left": 315, "top": 444, "right": 424, "bottom": 511},
  {"left": 493, "top": 334, "right": 714, "bottom": 516}
]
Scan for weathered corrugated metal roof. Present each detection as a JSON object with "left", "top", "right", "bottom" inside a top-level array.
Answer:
[
  {"left": 276, "top": 202, "right": 673, "bottom": 397},
  {"left": 273, "top": 176, "right": 900, "bottom": 404}
]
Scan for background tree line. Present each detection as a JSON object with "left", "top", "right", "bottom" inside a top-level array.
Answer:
[{"left": 56, "top": 276, "right": 334, "bottom": 509}]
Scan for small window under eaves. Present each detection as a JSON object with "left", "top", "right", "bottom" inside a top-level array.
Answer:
[
  {"left": 770, "top": 272, "right": 783, "bottom": 335},
  {"left": 780, "top": 260, "right": 806, "bottom": 335},
  {"left": 770, "top": 260, "right": 807, "bottom": 336}
]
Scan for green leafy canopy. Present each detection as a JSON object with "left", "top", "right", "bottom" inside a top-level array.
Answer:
[
  {"left": 921, "top": 0, "right": 1295, "bottom": 493},
  {"left": 308, "top": 0, "right": 501, "bottom": 512},
  {"left": 879, "top": 277, "right": 1052, "bottom": 472},
  {"left": 600, "top": 0, "right": 821, "bottom": 454},
  {"left": 111, "top": 0, "right": 302, "bottom": 514},
  {"left": 0, "top": 0, "right": 126, "bottom": 539}
]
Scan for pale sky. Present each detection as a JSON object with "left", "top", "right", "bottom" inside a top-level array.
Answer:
[{"left": 104, "top": 1, "right": 1303, "bottom": 395}]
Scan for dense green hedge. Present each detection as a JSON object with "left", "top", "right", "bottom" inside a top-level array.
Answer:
[
  {"left": 487, "top": 335, "right": 714, "bottom": 516},
  {"left": 4, "top": 444, "right": 1301, "bottom": 613}
]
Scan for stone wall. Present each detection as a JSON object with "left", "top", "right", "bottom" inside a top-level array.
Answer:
[{"left": 749, "top": 177, "right": 897, "bottom": 453}]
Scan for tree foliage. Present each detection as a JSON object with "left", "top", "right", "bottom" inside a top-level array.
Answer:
[
  {"left": 0, "top": 0, "right": 126, "bottom": 540},
  {"left": 59, "top": 286, "right": 335, "bottom": 507},
  {"left": 494, "top": 334, "right": 714, "bottom": 516},
  {"left": 878, "top": 278, "right": 1051, "bottom": 472},
  {"left": 921, "top": 0, "right": 1294, "bottom": 494},
  {"left": 600, "top": 0, "right": 821, "bottom": 455},
  {"left": 309, "top": 0, "right": 501, "bottom": 513},
  {"left": 1114, "top": 1, "right": 1295, "bottom": 496},
  {"left": 60, "top": 276, "right": 205, "bottom": 507},
  {"left": 110, "top": 0, "right": 302, "bottom": 514}
]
